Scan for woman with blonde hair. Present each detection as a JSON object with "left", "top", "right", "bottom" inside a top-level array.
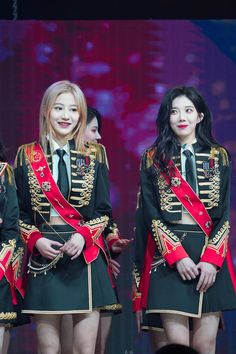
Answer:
[{"left": 14, "top": 80, "right": 122, "bottom": 354}]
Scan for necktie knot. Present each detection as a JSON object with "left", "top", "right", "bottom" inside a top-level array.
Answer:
[
  {"left": 56, "top": 149, "right": 66, "bottom": 159},
  {"left": 183, "top": 149, "right": 192, "bottom": 158}
]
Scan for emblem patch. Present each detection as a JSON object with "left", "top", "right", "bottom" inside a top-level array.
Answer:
[
  {"left": 171, "top": 177, "right": 181, "bottom": 187},
  {"left": 42, "top": 181, "right": 51, "bottom": 192},
  {"left": 33, "top": 151, "right": 42, "bottom": 163}
]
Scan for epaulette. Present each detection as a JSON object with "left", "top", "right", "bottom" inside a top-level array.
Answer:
[
  {"left": 5, "top": 164, "right": 14, "bottom": 184},
  {"left": 86, "top": 143, "right": 109, "bottom": 169},
  {"left": 144, "top": 147, "right": 156, "bottom": 169},
  {"left": 0, "top": 163, "right": 15, "bottom": 185},
  {"left": 14, "top": 142, "right": 37, "bottom": 167},
  {"left": 210, "top": 146, "right": 229, "bottom": 167},
  {"left": 218, "top": 147, "right": 229, "bottom": 166},
  {"left": 0, "top": 162, "right": 7, "bottom": 177}
]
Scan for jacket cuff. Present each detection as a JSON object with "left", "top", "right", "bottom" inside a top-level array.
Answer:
[
  {"left": 200, "top": 247, "right": 225, "bottom": 268},
  {"left": 164, "top": 247, "right": 189, "bottom": 266},
  {"left": 27, "top": 231, "right": 43, "bottom": 253},
  {"left": 106, "top": 234, "right": 120, "bottom": 249},
  {"left": 77, "top": 226, "right": 94, "bottom": 248}
]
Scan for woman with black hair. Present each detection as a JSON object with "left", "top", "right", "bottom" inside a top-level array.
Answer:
[
  {"left": 133, "top": 86, "right": 236, "bottom": 354},
  {"left": 0, "top": 139, "right": 24, "bottom": 354}
]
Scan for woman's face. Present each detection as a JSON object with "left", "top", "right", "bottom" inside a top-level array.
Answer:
[
  {"left": 49, "top": 92, "right": 79, "bottom": 144},
  {"left": 169, "top": 95, "right": 203, "bottom": 144},
  {"left": 84, "top": 117, "right": 101, "bottom": 143}
]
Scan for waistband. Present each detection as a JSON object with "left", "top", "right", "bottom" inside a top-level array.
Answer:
[
  {"left": 166, "top": 223, "right": 202, "bottom": 233},
  {"left": 39, "top": 223, "right": 74, "bottom": 233}
]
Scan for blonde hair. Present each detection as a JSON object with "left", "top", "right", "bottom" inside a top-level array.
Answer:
[{"left": 39, "top": 80, "right": 87, "bottom": 151}]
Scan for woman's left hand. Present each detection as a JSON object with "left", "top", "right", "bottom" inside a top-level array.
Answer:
[
  {"left": 60, "top": 233, "right": 85, "bottom": 260},
  {"left": 111, "top": 238, "right": 134, "bottom": 253},
  {"left": 196, "top": 261, "right": 217, "bottom": 292}
]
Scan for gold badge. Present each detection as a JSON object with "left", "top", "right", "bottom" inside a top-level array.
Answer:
[
  {"left": 33, "top": 151, "right": 42, "bottom": 163},
  {"left": 42, "top": 181, "right": 51, "bottom": 192},
  {"left": 171, "top": 177, "right": 181, "bottom": 187}
]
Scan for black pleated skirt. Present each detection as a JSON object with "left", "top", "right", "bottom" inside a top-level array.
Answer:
[
  {"left": 22, "top": 224, "right": 120, "bottom": 314},
  {"left": 146, "top": 224, "right": 236, "bottom": 318}
]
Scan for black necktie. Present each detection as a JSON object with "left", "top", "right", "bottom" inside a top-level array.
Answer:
[
  {"left": 183, "top": 149, "right": 196, "bottom": 192},
  {"left": 56, "top": 149, "right": 69, "bottom": 199}
]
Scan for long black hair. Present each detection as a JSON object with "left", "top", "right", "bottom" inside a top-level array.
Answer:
[
  {"left": 87, "top": 106, "right": 102, "bottom": 133},
  {"left": 0, "top": 139, "right": 7, "bottom": 162},
  {"left": 153, "top": 86, "right": 219, "bottom": 172}
]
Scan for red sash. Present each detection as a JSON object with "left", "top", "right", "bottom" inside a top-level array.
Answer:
[
  {"left": 159, "top": 160, "right": 213, "bottom": 236},
  {"left": 25, "top": 143, "right": 106, "bottom": 264}
]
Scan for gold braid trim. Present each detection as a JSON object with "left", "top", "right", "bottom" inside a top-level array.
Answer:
[
  {"left": 210, "top": 221, "right": 229, "bottom": 247},
  {"left": 5, "top": 165, "right": 14, "bottom": 185},
  {"left": 99, "top": 304, "right": 122, "bottom": 311},
  {"left": 0, "top": 312, "right": 17, "bottom": 320},
  {"left": 11, "top": 246, "right": 24, "bottom": 280},
  {"left": 0, "top": 239, "right": 16, "bottom": 270},
  {"left": 210, "top": 146, "right": 229, "bottom": 167},
  {"left": 133, "top": 264, "right": 141, "bottom": 289},
  {"left": 85, "top": 215, "right": 109, "bottom": 227},
  {"left": 107, "top": 223, "right": 120, "bottom": 237},
  {"left": 152, "top": 220, "right": 181, "bottom": 255},
  {"left": 89, "top": 143, "right": 109, "bottom": 168}
]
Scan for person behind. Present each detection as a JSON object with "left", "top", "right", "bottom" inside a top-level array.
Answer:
[
  {"left": 60, "top": 106, "right": 129, "bottom": 354},
  {"left": 85, "top": 106, "right": 129, "bottom": 354},
  {"left": 0, "top": 139, "right": 24, "bottom": 354},
  {"left": 14, "top": 80, "right": 128, "bottom": 354},
  {"left": 133, "top": 86, "right": 236, "bottom": 354}
]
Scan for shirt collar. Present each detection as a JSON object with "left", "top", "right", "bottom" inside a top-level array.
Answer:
[
  {"left": 51, "top": 139, "right": 70, "bottom": 156},
  {"left": 181, "top": 142, "right": 195, "bottom": 154}
]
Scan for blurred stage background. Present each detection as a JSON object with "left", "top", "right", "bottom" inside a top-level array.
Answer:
[{"left": 0, "top": 19, "right": 236, "bottom": 353}]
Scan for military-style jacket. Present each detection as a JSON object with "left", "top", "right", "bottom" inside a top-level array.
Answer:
[
  {"left": 133, "top": 142, "right": 231, "bottom": 310},
  {"left": 14, "top": 140, "right": 120, "bottom": 255},
  {"left": 134, "top": 141, "right": 230, "bottom": 279},
  {"left": 0, "top": 162, "right": 23, "bottom": 298}
]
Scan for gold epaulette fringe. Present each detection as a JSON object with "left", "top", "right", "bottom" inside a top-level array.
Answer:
[
  {"left": 218, "top": 147, "right": 229, "bottom": 166},
  {"left": 87, "top": 143, "right": 109, "bottom": 169},
  {"left": 14, "top": 142, "right": 37, "bottom": 167},
  {"left": 5, "top": 164, "right": 13, "bottom": 185},
  {"left": 145, "top": 147, "right": 155, "bottom": 168},
  {"left": 210, "top": 146, "right": 229, "bottom": 167}
]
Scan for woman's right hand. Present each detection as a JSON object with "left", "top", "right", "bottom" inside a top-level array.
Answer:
[
  {"left": 176, "top": 257, "right": 199, "bottom": 281},
  {"left": 35, "top": 238, "right": 63, "bottom": 259}
]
